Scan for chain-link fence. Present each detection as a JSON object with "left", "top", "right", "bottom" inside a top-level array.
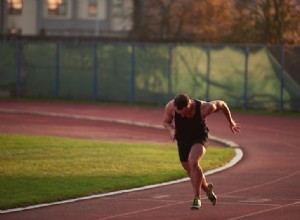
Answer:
[{"left": 0, "top": 41, "right": 299, "bottom": 111}]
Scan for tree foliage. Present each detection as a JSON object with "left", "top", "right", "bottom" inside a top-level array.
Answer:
[
  {"left": 233, "top": 0, "right": 300, "bottom": 44},
  {"left": 132, "top": 0, "right": 300, "bottom": 44}
]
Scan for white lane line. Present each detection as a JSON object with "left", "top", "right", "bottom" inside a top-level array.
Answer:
[
  {"left": 96, "top": 201, "right": 187, "bottom": 220},
  {"left": 153, "top": 195, "right": 170, "bottom": 199},
  {"left": 220, "top": 170, "right": 300, "bottom": 196},
  {"left": 227, "top": 201, "right": 300, "bottom": 220},
  {"left": 0, "top": 108, "right": 163, "bottom": 129}
]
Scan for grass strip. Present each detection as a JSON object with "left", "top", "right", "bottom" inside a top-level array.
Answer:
[{"left": 0, "top": 134, "right": 235, "bottom": 209}]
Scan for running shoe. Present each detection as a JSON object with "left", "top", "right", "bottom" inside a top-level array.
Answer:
[
  {"left": 206, "top": 183, "right": 217, "bottom": 206},
  {"left": 190, "top": 197, "right": 201, "bottom": 209}
]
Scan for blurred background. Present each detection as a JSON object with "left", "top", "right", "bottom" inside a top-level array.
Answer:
[{"left": 0, "top": 0, "right": 299, "bottom": 111}]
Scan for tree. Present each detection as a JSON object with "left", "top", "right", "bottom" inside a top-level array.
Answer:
[
  {"left": 233, "top": 0, "right": 300, "bottom": 44},
  {"left": 184, "top": 0, "right": 236, "bottom": 42},
  {"left": 135, "top": 0, "right": 194, "bottom": 40},
  {"left": 130, "top": 0, "right": 144, "bottom": 39},
  {"left": 132, "top": 0, "right": 236, "bottom": 42},
  {"left": 131, "top": 0, "right": 300, "bottom": 44}
]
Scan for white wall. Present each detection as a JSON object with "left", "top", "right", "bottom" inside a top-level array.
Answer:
[
  {"left": 6, "top": 0, "right": 134, "bottom": 35},
  {"left": 7, "top": 0, "right": 37, "bottom": 35}
]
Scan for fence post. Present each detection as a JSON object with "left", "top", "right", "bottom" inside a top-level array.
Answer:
[
  {"left": 16, "top": 41, "right": 22, "bottom": 98},
  {"left": 55, "top": 42, "right": 60, "bottom": 98},
  {"left": 243, "top": 44, "right": 249, "bottom": 110},
  {"left": 92, "top": 42, "right": 98, "bottom": 101},
  {"left": 130, "top": 43, "right": 135, "bottom": 103},
  {"left": 168, "top": 44, "right": 172, "bottom": 98},
  {"left": 280, "top": 45, "right": 285, "bottom": 112},
  {"left": 205, "top": 44, "right": 211, "bottom": 101}
]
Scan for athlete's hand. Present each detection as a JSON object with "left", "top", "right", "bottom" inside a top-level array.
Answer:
[
  {"left": 230, "top": 121, "right": 241, "bottom": 134},
  {"left": 170, "top": 129, "right": 176, "bottom": 142}
]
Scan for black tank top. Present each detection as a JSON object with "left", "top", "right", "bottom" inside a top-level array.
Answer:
[{"left": 175, "top": 99, "right": 209, "bottom": 141}]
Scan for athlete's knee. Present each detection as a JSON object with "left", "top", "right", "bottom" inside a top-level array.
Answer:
[{"left": 188, "top": 158, "right": 199, "bottom": 170}]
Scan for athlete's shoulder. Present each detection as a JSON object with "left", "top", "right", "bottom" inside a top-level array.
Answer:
[
  {"left": 199, "top": 101, "right": 216, "bottom": 118},
  {"left": 165, "top": 99, "right": 174, "bottom": 107},
  {"left": 196, "top": 99, "right": 208, "bottom": 106},
  {"left": 165, "top": 100, "right": 175, "bottom": 111},
  {"left": 164, "top": 100, "right": 175, "bottom": 120}
]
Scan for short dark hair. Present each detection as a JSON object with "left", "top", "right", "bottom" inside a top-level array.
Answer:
[{"left": 174, "top": 93, "right": 189, "bottom": 110}]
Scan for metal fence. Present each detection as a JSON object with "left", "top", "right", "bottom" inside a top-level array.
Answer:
[{"left": 0, "top": 41, "right": 299, "bottom": 111}]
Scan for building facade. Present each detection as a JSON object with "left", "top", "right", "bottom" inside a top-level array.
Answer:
[{"left": 1, "top": 0, "right": 134, "bottom": 37}]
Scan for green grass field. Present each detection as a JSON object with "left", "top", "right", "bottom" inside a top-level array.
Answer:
[{"left": 0, "top": 134, "right": 235, "bottom": 210}]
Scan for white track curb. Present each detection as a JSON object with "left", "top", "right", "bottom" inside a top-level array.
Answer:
[{"left": 0, "top": 108, "right": 243, "bottom": 214}]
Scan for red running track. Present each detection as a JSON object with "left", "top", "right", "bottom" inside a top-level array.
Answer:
[{"left": 0, "top": 100, "right": 300, "bottom": 220}]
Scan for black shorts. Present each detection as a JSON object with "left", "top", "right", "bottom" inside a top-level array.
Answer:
[{"left": 177, "top": 139, "right": 207, "bottom": 162}]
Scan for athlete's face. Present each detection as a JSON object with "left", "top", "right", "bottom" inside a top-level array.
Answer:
[{"left": 175, "top": 103, "right": 191, "bottom": 117}]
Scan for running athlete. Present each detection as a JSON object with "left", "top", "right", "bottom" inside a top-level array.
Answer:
[{"left": 163, "top": 93, "right": 240, "bottom": 209}]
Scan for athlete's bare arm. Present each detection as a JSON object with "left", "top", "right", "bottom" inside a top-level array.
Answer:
[
  {"left": 163, "top": 101, "right": 176, "bottom": 141},
  {"left": 201, "top": 100, "right": 240, "bottom": 133}
]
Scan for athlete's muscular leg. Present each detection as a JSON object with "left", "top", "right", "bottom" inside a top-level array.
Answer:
[
  {"left": 187, "top": 144, "right": 208, "bottom": 198},
  {"left": 181, "top": 162, "right": 209, "bottom": 193},
  {"left": 181, "top": 163, "right": 209, "bottom": 192},
  {"left": 188, "top": 144, "right": 205, "bottom": 198}
]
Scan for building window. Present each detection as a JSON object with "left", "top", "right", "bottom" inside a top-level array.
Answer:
[
  {"left": 88, "top": 0, "right": 97, "bottom": 17},
  {"left": 7, "top": 0, "right": 22, "bottom": 15},
  {"left": 77, "top": 0, "right": 106, "bottom": 20},
  {"left": 47, "top": 0, "right": 68, "bottom": 16}
]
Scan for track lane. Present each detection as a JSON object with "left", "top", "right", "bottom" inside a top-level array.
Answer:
[{"left": 0, "top": 100, "right": 299, "bottom": 220}]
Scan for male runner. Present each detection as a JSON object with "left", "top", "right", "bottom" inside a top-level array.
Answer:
[{"left": 163, "top": 93, "right": 240, "bottom": 209}]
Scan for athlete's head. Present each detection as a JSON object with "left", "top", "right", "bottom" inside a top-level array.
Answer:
[
  {"left": 173, "top": 93, "right": 193, "bottom": 117},
  {"left": 174, "top": 93, "right": 190, "bottom": 110}
]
